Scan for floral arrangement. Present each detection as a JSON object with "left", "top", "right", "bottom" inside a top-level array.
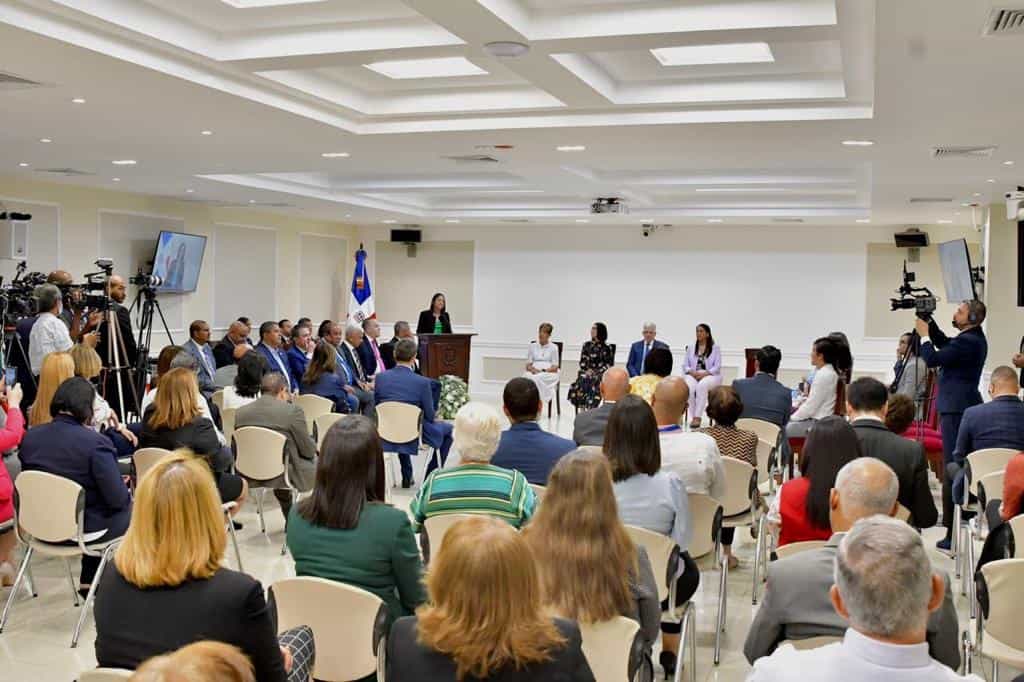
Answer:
[{"left": 437, "top": 374, "right": 470, "bottom": 419}]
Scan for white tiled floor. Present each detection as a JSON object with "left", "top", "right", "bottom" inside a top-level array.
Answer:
[{"left": 0, "top": 402, "right": 1002, "bottom": 681}]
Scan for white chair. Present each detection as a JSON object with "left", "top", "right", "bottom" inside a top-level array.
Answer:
[
  {"left": 529, "top": 483, "right": 546, "bottom": 503},
  {"left": 579, "top": 616, "right": 641, "bottom": 682},
  {"left": 211, "top": 389, "right": 224, "bottom": 411},
  {"left": 1008, "top": 515, "right": 1024, "bottom": 558},
  {"left": 233, "top": 426, "right": 292, "bottom": 555},
  {"left": 78, "top": 669, "right": 133, "bottom": 681},
  {"left": 955, "top": 448, "right": 1018, "bottom": 594},
  {"left": 221, "top": 406, "right": 237, "bottom": 443},
  {"left": 314, "top": 412, "right": 345, "bottom": 449},
  {"left": 895, "top": 503, "right": 912, "bottom": 523},
  {"left": 294, "top": 394, "right": 333, "bottom": 435},
  {"left": 774, "top": 540, "right": 828, "bottom": 559},
  {"left": 271, "top": 577, "right": 387, "bottom": 682},
  {"left": 424, "top": 513, "right": 479, "bottom": 558},
  {"left": 969, "top": 558, "right": 1024, "bottom": 681},
  {"left": 780, "top": 635, "right": 842, "bottom": 651},
  {"left": 376, "top": 402, "right": 439, "bottom": 486},
  {"left": 0, "top": 471, "right": 122, "bottom": 647},
  {"left": 132, "top": 447, "right": 173, "bottom": 483},
  {"left": 736, "top": 418, "right": 780, "bottom": 494}
]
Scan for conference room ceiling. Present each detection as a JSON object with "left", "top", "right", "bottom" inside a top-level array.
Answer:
[{"left": 0, "top": 0, "right": 1019, "bottom": 227}]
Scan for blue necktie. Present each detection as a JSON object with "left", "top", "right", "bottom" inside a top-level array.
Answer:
[{"left": 337, "top": 352, "right": 354, "bottom": 383}]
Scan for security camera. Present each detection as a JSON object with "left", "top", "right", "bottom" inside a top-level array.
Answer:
[
  {"left": 1005, "top": 191, "right": 1024, "bottom": 221},
  {"left": 642, "top": 227, "right": 651, "bottom": 238}
]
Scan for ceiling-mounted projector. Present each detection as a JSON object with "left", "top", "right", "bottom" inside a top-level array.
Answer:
[{"left": 591, "top": 197, "right": 628, "bottom": 214}]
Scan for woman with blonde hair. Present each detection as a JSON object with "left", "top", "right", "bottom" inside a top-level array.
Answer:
[
  {"left": 139, "top": 368, "right": 245, "bottom": 507},
  {"left": 130, "top": 641, "right": 255, "bottom": 682},
  {"left": 28, "top": 350, "right": 74, "bottom": 426},
  {"left": 95, "top": 452, "right": 314, "bottom": 682},
  {"left": 523, "top": 449, "right": 659, "bottom": 681},
  {"left": 69, "top": 343, "right": 138, "bottom": 452},
  {"left": 387, "top": 515, "right": 594, "bottom": 681}
]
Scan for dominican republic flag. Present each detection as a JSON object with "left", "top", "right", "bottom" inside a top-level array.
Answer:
[{"left": 348, "top": 245, "right": 375, "bottom": 324}]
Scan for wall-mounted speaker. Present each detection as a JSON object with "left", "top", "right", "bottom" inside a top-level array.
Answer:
[{"left": 0, "top": 220, "right": 29, "bottom": 260}]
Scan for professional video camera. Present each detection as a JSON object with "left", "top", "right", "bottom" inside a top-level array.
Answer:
[
  {"left": 889, "top": 260, "right": 937, "bottom": 321},
  {"left": 57, "top": 258, "right": 115, "bottom": 313},
  {"left": 0, "top": 262, "right": 45, "bottom": 323},
  {"left": 128, "top": 269, "right": 163, "bottom": 290}
]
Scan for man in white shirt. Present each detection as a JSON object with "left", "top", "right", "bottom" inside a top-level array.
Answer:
[
  {"left": 28, "top": 284, "right": 97, "bottom": 375},
  {"left": 747, "top": 514, "right": 979, "bottom": 682},
  {"left": 652, "top": 376, "right": 725, "bottom": 497}
]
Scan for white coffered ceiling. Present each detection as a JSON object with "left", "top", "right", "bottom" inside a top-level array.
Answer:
[{"left": 0, "top": 0, "right": 1021, "bottom": 227}]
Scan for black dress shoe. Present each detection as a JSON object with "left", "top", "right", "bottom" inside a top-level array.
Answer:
[
  {"left": 232, "top": 520, "right": 244, "bottom": 530},
  {"left": 401, "top": 478, "right": 413, "bottom": 489},
  {"left": 659, "top": 651, "right": 677, "bottom": 679}
]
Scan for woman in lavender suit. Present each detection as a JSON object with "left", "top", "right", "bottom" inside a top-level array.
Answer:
[{"left": 683, "top": 324, "right": 722, "bottom": 429}]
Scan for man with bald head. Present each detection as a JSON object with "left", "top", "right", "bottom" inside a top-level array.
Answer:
[
  {"left": 213, "top": 320, "right": 253, "bottom": 368},
  {"left": 573, "top": 366, "right": 629, "bottom": 446},
  {"left": 744, "top": 457, "right": 960, "bottom": 670}
]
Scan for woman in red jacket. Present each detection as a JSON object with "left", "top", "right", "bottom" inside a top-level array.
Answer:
[
  {"left": 767, "top": 416, "right": 862, "bottom": 546},
  {"left": 0, "top": 380, "right": 27, "bottom": 585}
]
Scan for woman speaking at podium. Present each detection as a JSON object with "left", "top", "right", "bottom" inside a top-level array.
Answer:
[{"left": 417, "top": 292, "right": 452, "bottom": 334}]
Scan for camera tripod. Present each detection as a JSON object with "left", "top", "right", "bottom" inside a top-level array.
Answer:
[{"left": 129, "top": 285, "right": 174, "bottom": 403}]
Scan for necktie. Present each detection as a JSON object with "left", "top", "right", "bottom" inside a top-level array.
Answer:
[
  {"left": 370, "top": 339, "right": 384, "bottom": 373},
  {"left": 197, "top": 343, "right": 214, "bottom": 380},
  {"left": 642, "top": 343, "right": 650, "bottom": 372},
  {"left": 350, "top": 346, "right": 365, "bottom": 381},
  {"left": 337, "top": 352, "right": 353, "bottom": 383}
]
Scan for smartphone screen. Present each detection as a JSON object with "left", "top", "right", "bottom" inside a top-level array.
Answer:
[{"left": 4, "top": 367, "right": 17, "bottom": 387}]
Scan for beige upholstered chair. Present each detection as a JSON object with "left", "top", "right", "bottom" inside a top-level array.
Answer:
[
  {"left": 423, "top": 513, "right": 479, "bottom": 558},
  {"left": 294, "top": 394, "right": 333, "bottom": 435},
  {"left": 271, "top": 577, "right": 386, "bottom": 682},
  {"left": 1008, "top": 515, "right": 1024, "bottom": 559},
  {"left": 211, "top": 389, "right": 224, "bottom": 411},
  {"left": 221, "top": 406, "right": 237, "bottom": 443},
  {"left": 955, "top": 448, "right": 1018, "bottom": 591},
  {"left": 0, "top": 471, "right": 122, "bottom": 647},
  {"left": 972, "top": 558, "right": 1024, "bottom": 681},
  {"left": 78, "top": 669, "right": 132, "bottom": 681},
  {"left": 376, "top": 401, "right": 440, "bottom": 485},
  {"left": 775, "top": 540, "right": 828, "bottom": 559},
  {"left": 132, "top": 447, "right": 173, "bottom": 482},
  {"left": 314, "top": 412, "right": 345, "bottom": 449},
  {"left": 233, "top": 426, "right": 290, "bottom": 554},
  {"left": 736, "top": 417, "right": 780, "bottom": 493},
  {"left": 579, "top": 616, "right": 642, "bottom": 682},
  {"left": 895, "top": 503, "right": 912, "bottom": 523}
]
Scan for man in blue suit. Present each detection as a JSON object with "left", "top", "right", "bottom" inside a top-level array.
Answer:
[
  {"left": 286, "top": 323, "right": 314, "bottom": 389},
  {"left": 915, "top": 300, "right": 988, "bottom": 549},
  {"left": 322, "top": 322, "right": 372, "bottom": 416},
  {"left": 492, "top": 377, "right": 576, "bottom": 484},
  {"left": 732, "top": 345, "right": 792, "bottom": 428},
  {"left": 254, "top": 320, "right": 295, "bottom": 392},
  {"left": 626, "top": 321, "right": 669, "bottom": 377},
  {"left": 374, "top": 339, "right": 453, "bottom": 487},
  {"left": 184, "top": 320, "right": 219, "bottom": 398}
]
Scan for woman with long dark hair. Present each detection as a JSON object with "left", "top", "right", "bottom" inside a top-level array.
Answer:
[
  {"left": 768, "top": 415, "right": 862, "bottom": 546},
  {"left": 416, "top": 293, "right": 452, "bottom": 334},
  {"left": 568, "top": 322, "right": 615, "bottom": 411},
  {"left": 286, "top": 415, "right": 423, "bottom": 627},
  {"left": 786, "top": 336, "right": 841, "bottom": 438},
  {"left": 222, "top": 351, "right": 266, "bottom": 410},
  {"left": 299, "top": 342, "right": 354, "bottom": 413},
  {"left": 682, "top": 323, "right": 722, "bottom": 428}
]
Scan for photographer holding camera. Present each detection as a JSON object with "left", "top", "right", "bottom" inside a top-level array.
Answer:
[
  {"left": 914, "top": 299, "right": 988, "bottom": 550},
  {"left": 27, "top": 284, "right": 99, "bottom": 377}
]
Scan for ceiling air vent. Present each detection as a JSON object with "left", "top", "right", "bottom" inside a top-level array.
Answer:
[
  {"left": 984, "top": 8, "right": 1024, "bottom": 35},
  {"left": 442, "top": 154, "right": 499, "bottom": 164},
  {"left": 0, "top": 71, "right": 44, "bottom": 91},
  {"left": 35, "top": 168, "right": 93, "bottom": 177},
  {"left": 932, "top": 145, "right": 996, "bottom": 159},
  {"left": 909, "top": 197, "right": 953, "bottom": 204},
  {"left": 500, "top": 218, "right": 530, "bottom": 223},
  {"left": 771, "top": 218, "right": 804, "bottom": 223}
]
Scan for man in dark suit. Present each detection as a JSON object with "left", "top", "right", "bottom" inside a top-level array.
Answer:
[
  {"left": 732, "top": 346, "right": 792, "bottom": 429},
  {"left": 374, "top": 339, "right": 453, "bottom": 487},
  {"left": 213, "top": 321, "right": 252, "bottom": 368},
  {"left": 626, "top": 322, "right": 669, "bottom": 377},
  {"left": 573, "top": 366, "right": 630, "bottom": 446},
  {"left": 330, "top": 323, "right": 374, "bottom": 416},
  {"left": 94, "top": 275, "right": 139, "bottom": 417},
  {"left": 286, "top": 323, "right": 314, "bottom": 388},
  {"left": 357, "top": 318, "right": 385, "bottom": 378},
  {"left": 184, "top": 320, "right": 218, "bottom": 398},
  {"left": 492, "top": 378, "right": 576, "bottom": 485},
  {"left": 254, "top": 321, "right": 295, "bottom": 392},
  {"left": 915, "top": 300, "right": 988, "bottom": 549},
  {"left": 847, "top": 377, "right": 938, "bottom": 529},
  {"left": 380, "top": 320, "right": 415, "bottom": 371}
]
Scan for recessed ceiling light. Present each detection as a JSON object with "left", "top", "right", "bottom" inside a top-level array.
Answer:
[
  {"left": 651, "top": 42, "right": 774, "bottom": 67},
  {"left": 382, "top": 219, "right": 397, "bottom": 224},
  {"left": 39, "top": 138, "right": 52, "bottom": 143},
  {"left": 71, "top": 98, "right": 86, "bottom": 104},
  {"left": 1004, "top": 160, "right": 1015, "bottom": 166},
  {"left": 364, "top": 57, "right": 487, "bottom": 80},
  {"left": 842, "top": 140, "right": 874, "bottom": 146},
  {"left": 111, "top": 159, "right": 137, "bottom": 165},
  {"left": 112, "top": 177, "right": 120, "bottom": 182},
  {"left": 470, "top": 189, "right": 545, "bottom": 194},
  {"left": 248, "top": 200, "right": 256, "bottom": 204},
  {"left": 576, "top": 219, "right": 590, "bottom": 223},
  {"left": 201, "top": 130, "right": 213, "bottom": 136},
  {"left": 483, "top": 41, "right": 530, "bottom": 59},
  {"left": 445, "top": 219, "right": 461, "bottom": 223},
  {"left": 556, "top": 145, "right": 586, "bottom": 152},
  {"left": 707, "top": 219, "right": 724, "bottom": 223},
  {"left": 973, "top": 192, "right": 982, "bottom": 197},
  {"left": 987, "top": 178, "right": 996, "bottom": 183},
  {"left": 937, "top": 219, "right": 953, "bottom": 224},
  {"left": 321, "top": 152, "right": 350, "bottom": 158},
  {"left": 856, "top": 219, "right": 871, "bottom": 223},
  {"left": 695, "top": 187, "right": 786, "bottom": 193},
  {"left": 18, "top": 162, "right": 28, "bottom": 167},
  {"left": 185, "top": 189, "right": 194, "bottom": 193},
  {"left": 344, "top": 214, "right": 352, "bottom": 218}
]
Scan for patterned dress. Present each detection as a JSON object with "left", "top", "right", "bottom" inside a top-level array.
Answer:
[
  {"left": 699, "top": 425, "right": 759, "bottom": 468},
  {"left": 568, "top": 340, "right": 615, "bottom": 409}
]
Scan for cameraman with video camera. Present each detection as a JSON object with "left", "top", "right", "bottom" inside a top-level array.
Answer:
[
  {"left": 91, "top": 274, "right": 139, "bottom": 418},
  {"left": 914, "top": 299, "right": 988, "bottom": 550}
]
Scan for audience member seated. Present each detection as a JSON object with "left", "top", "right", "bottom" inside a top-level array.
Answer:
[
  {"left": 223, "top": 351, "right": 265, "bottom": 410},
  {"left": 285, "top": 324, "right": 314, "bottom": 389},
  {"left": 415, "top": 292, "right": 452, "bottom": 335},
  {"left": 139, "top": 368, "right": 245, "bottom": 509},
  {"left": 184, "top": 320, "right": 218, "bottom": 398},
  {"left": 573, "top": 366, "right": 629, "bottom": 446},
  {"left": 375, "top": 339, "right": 454, "bottom": 488},
  {"left": 626, "top": 321, "right": 669, "bottom": 378},
  {"left": 847, "top": 377, "right": 937, "bottom": 529},
  {"left": 286, "top": 415, "right": 425, "bottom": 628},
  {"left": 940, "top": 365, "right": 1024, "bottom": 550},
  {"left": 28, "top": 284, "right": 77, "bottom": 377},
  {"left": 357, "top": 318, "right": 386, "bottom": 378},
  {"left": 745, "top": 458, "right": 960, "bottom": 670},
  {"left": 141, "top": 352, "right": 226, "bottom": 446},
  {"left": 0, "top": 381, "right": 26, "bottom": 584},
  {"left": 340, "top": 323, "right": 374, "bottom": 392},
  {"left": 254, "top": 321, "right": 294, "bottom": 392},
  {"left": 277, "top": 319, "right": 293, "bottom": 350},
  {"left": 700, "top": 385, "right": 758, "bottom": 465},
  {"left": 235, "top": 372, "right": 316, "bottom": 523},
  {"left": 997, "top": 450, "right": 1024, "bottom": 524},
  {"left": 386, "top": 515, "right": 594, "bottom": 682},
  {"left": 524, "top": 322, "right": 561, "bottom": 407},
  {"left": 19, "top": 377, "right": 131, "bottom": 592},
  {"left": 629, "top": 347, "right": 673, "bottom": 404},
  {"left": 603, "top": 395, "right": 696, "bottom": 677},
  {"left": 682, "top": 323, "right": 722, "bottom": 428},
  {"left": 300, "top": 342, "right": 356, "bottom": 414},
  {"left": 129, "top": 641, "right": 256, "bottom": 682},
  {"left": 732, "top": 345, "right": 792, "bottom": 430},
  {"left": 94, "top": 452, "right": 314, "bottom": 682},
  {"left": 70, "top": 344, "right": 138, "bottom": 456},
  {"left": 524, "top": 449, "right": 660, "bottom": 681},
  {"left": 380, "top": 321, "right": 415, "bottom": 371},
  {"left": 828, "top": 331, "right": 854, "bottom": 385},
  {"left": 747, "top": 516, "right": 975, "bottom": 681},
  {"left": 885, "top": 392, "right": 918, "bottom": 435},
  {"left": 893, "top": 331, "right": 929, "bottom": 417},
  {"left": 767, "top": 416, "right": 861, "bottom": 546},
  {"left": 492, "top": 377, "right": 575, "bottom": 485},
  {"left": 568, "top": 321, "right": 614, "bottom": 410},
  {"left": 786, "top": 337, "right": 841, "bottom": 438},
  {"left": 410, "top": 403, "right": 535, "bottom": 557},
  {"left": 236, "top": 318, "right": 255, "bottom": 346},
  {"left": 28, "top": 350, "right": 74, "bottom": 426},
  {"left": 321, "top": 323, "right": 374, "bottom": 416},
  {"left": 213, "top": 321, "right": 253, "bottom": 369}
]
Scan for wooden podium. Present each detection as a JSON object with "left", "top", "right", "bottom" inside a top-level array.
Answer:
[{"left": 418, "top": 334, "right": 476, "bottom": 383}]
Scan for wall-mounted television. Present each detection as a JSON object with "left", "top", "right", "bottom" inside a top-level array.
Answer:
[{"left": 151, "top": 230, "right": 207, "bottom": 293}]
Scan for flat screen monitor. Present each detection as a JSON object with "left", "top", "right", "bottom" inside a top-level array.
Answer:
[
  {"left": 151, "top": 230, "right": 207, "bottom": 293},
  {"left": 937, "top": 238, "right": 977, "bottom": 303}
]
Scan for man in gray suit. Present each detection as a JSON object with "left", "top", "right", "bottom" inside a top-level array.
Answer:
[
  {"left": 744, "top": 457, "right": 960, "bottom": 670},
  {"left": 234, "top": 372, "right": 316, "bottom": 523},
  {"left": 847, "top": 377, "right": 938, "bottom": 529},
  {"left": 572, "top": 367, "right": 629, "bottom": 446}
]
